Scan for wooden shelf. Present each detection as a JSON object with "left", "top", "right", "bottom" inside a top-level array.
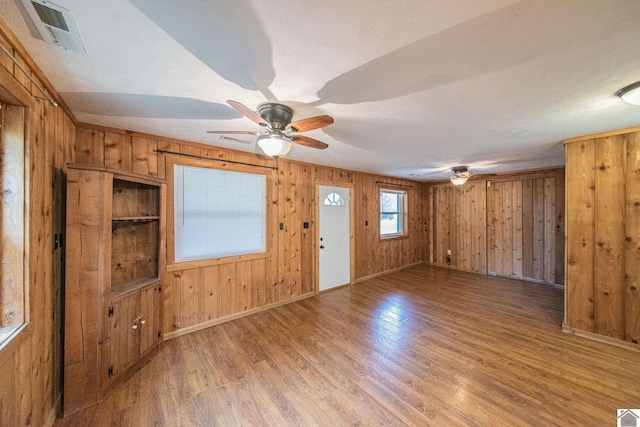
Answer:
[
  {"left": 111, "top": 276, "right": 159, "bottom": 299},
  {"left": 65, "top": 166, "right": 165, "bottom": 416},
  {"left": 112, "top": 216, "right": 159, "bottom": 222}
]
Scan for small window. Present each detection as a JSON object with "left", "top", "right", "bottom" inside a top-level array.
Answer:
[
  {"left": 0, "top": 102, "right": 28, "bottom": 349},
  {"left": 324, "top": 192, "right": 345, "bottom": 206},
  {"left": 174, "top": 165, "right": 266, "bottom": 262},
  {"left": 380, "top": 189, "right": 406, "bottom": 238}
]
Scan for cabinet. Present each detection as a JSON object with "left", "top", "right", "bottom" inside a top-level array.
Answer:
[
  {"left": 107, "top": 283, "right": 161, "bottom": 384},
  {"left": 63, "top": 165, "right": 165, "bottom": 416}
]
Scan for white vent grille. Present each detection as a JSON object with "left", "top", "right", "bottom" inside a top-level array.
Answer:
[
  {"left": 31, "top": 2, "right": 69, "bottom": 31},
  {"left": 21, "top": 0, "right": 85, "bottom": 53}
]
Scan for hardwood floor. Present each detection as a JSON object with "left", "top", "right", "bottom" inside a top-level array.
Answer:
[{"left": 56, "top": 265, "right": 640, "bottom": 426}]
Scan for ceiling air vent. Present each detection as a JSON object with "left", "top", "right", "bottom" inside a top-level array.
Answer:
[{"left": 21, "top": 0, "right": 86, "bottom": 53}]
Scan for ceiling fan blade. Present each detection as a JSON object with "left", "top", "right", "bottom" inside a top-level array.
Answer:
[
  {"left": 290, "top": 135, "right": 329, "bottom": 150},
  {"left": 206, "top": 130, "right": 261, "bottom": 135},
  {"left": 217, "top": 135, "right": 253, "bottom": 145},
  {"left": 227, "top": 100, "right": 269, "bottom": 127},
  {"left": 287, "top": 115, "right": 334, "bottom": 132}
]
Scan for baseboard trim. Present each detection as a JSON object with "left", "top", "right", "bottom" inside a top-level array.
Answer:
[
  {"left": 352, "top": 261, "right": 425, "bottom": 284},
  {"left": 164, "top": 292, "right": 315, "bottom": 340},
  {"left": 562, "top": 323, "right": 640, "bottom": 353}
]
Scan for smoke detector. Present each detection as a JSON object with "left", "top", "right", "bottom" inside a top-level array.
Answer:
[{"left": 20, "top": 0, "right": 86, "bottom": 54}]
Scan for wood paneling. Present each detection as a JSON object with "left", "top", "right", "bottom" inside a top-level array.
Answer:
[
  {"left": 593, "top": 137, "right": 625, "bottom": 338},
  {"left": 487, "top": 173, "right": 562, "bottom": 284},
  {"left": 429, "top": 169, "right": 564, "bottom": 285},
  {"left": 75, "top": 128, "right": 104, "bottom": 166},
  {"left": 63, "top": 168, "right": 110, "bottom": 414},
  {"left": 0, "top": 23, "right": 74, "bottom": 426},
  {"left": 132, "top": 136, "right": 158, "bottom": 177},
  {"left": 353, "top": 174, "right": 424, "bottom": 280},
  {"left": 430, "top": 180, "right": 486, "bottom": 274},
  {"left": 565, "top": 128, "right": 640, "bottom": 348},
  {"left": 625, "top": 133, "right": 640, "bottom": 343},
  {"left": 104, "top": 133, "right": 131, "bottom": 172},
  {"left": 88, "top": 137, "right": 423, "bottom": 340},
  {"left": 565, "top": 141, "right": 595, "bottom": 331}
]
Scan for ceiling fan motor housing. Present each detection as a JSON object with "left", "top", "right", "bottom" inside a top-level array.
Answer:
[{"left": 258, "top": 102, "right": 293, "bottom": 130}]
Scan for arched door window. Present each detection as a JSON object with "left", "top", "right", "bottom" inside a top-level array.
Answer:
[{"left": 323, "top": 192, "right": 345, "bottom": 206}]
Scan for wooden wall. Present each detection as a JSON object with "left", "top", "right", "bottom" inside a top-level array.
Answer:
[
  {"left": 0, "top": 23, "right": 76, "bottom": 427},
  {"left": 487, "top": 170, "right": 565, "bottom": 284},
  {"left": 564, "top": 128, "right": 640, "bottom": 346},
  {"left": 72, "top": 125, "right": 425, "bottom": 339},
  {"left": 354, "top": 175, "right": 425, "bottom": 279},
  {"left": 427, "top": 168, "right": 565, "bottom": 285},
  {"left": 428, "top": 180, "right": 487, "bottom": 274}
]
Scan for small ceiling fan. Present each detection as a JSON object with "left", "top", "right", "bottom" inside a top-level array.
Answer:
[
  {"left": 208, "top": 100, "right": 334, "bottom": 159},
  {"left": 450, "top": 166, "right": 473, "bottom": 185}
]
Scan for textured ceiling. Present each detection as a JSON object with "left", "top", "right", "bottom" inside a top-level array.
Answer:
[{"left": 2, "top": 0, "right": 640, "bottom": 180}]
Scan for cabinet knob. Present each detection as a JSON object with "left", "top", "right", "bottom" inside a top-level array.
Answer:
[{"left": 132, "top": 324, "right": 138, "bottom": 329}]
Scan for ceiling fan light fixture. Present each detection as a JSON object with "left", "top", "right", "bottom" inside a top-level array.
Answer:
[
  {"left": 616, "top": 80, "right": 640, "bottom": 106},
  {"left": 257, "top": 134, "right": 292, "bottom": 159},
  {"left": 450, "top": 166, "right": 471, "bottom": 185},
  {"left": 450, "top": 176, "right": 469, "bottom": 185}
]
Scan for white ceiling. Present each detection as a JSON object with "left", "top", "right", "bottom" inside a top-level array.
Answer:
[{"left": 2, "top": 0, "right": 640, "bottom": 180}]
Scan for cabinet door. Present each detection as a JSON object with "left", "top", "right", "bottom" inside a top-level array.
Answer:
[
  {"left": 140, "top": 284, "right": 162, "bottom": 355},
  {"left": 109, "top": 292, "right": 140, "bottom": 380}
]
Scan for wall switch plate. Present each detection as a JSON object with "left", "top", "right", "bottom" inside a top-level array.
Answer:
[
  {"left": 447, "top": 249, "right": 452, "bottom": 255},
  {"left": 279, "top": 222, "right": 284, "bottom": 230},
  {"left": 303, "top": 222, "right": 309, "bottom": 229}
]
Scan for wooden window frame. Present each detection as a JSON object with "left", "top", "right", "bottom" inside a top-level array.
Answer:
[
  {"left": 166, "top": 155, "right": 273, "bottom": 271},
  {"left": 0, "top": 86, "right": 31, "bottom": 353},
  {"left": 379, "top": 187, "right": 408, "bottom": 240}
]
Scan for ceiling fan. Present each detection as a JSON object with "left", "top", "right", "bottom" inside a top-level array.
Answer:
[{"left": 208, "top": 100, "right": 334, "bottom": 159}]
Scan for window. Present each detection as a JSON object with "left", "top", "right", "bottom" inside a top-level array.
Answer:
[
  {"left": 0, "top": 102, "right": 28, "bottom": 348},
  {"left": 324, "top": 192, "right": 345, "bottom": 206},
  {"left": 174, "top": 165, "right": 266, "bottom": 262},
  {"left": 380, "top": 189, "right": 406, "bottom": 238}
]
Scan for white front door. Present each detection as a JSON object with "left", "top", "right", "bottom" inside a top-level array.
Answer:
[{"left": 319, "top": 185, "right": 351, "bottom": 291}]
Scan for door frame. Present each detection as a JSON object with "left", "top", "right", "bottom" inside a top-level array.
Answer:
[{"left": 315, "top": 180, "right": 355, "bottom": 294}]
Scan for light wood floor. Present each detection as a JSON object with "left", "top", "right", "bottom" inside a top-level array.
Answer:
[{"left": 56, "top": 265, "right": 640, "bottom": 426}]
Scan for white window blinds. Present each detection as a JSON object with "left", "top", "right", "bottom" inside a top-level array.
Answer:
[{"left": 174, "top": 165, "right": 266, "bottom": 262}]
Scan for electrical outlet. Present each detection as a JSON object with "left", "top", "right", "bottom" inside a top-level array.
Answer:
[{"left": 447, "top": 249, "right": 452, "bottom": 255}]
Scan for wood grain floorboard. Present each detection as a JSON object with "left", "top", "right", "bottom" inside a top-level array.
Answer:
[{"left": 56, "top": 265, "right": 640, "bottom": 426}]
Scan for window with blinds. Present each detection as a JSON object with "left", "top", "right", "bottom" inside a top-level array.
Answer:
[{"left": 174, "top": 165, "right": 266, "bottom": 262}]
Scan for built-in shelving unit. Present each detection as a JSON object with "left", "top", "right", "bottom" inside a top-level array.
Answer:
[
  {"left": 64, "top": 165, "right": 166, "bottom": 417},
  {"left": 110, "top": 178, "right": 161, "bottom": 296}
]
